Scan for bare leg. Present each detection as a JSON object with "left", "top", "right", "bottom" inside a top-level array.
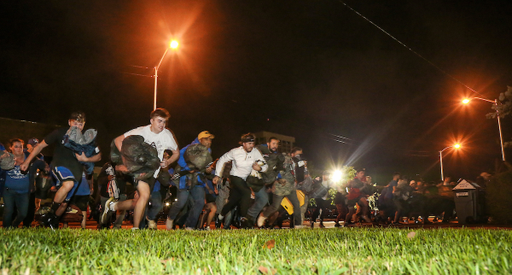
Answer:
[
  {"left": 206, "top": 203, "right": 217, "bottom": 229},
  {"left": 81, "top": 212, "right": 87, "bottom": 229},
  {"left": 115, "top": 182, "right": 150, "bottom": 228},
  {"left": 54, "top": 181, "right": 74, "bottom": 204},
  {"left": 35, "top": 198, "right": 41, "bottom": 212},
  {"left": 55, "top": 202, "right": 68, "bottom": 217}
]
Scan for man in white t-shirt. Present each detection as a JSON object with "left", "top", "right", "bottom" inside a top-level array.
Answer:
[{"left": 102, "top": 108, "right": 179, "bottom": 229}]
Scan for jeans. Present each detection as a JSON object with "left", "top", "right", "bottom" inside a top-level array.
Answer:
[
  {"left": 262, "top": 189, "right": 302, "bottom": 227},
  {"left": 22, "top": 192, "right": 36, "bottom": 228},
  {"left": 247, "top": 187, "right": 269, "bottom": 220},
  {"left": 220, "top": 176, "right": 253, "bottom": 218},
  {"left": 167, "top": 186, "right": 205, "bottom": 228},
  {"left": 146, "top": 190, "right": 163, "bottom": 221},
  {"left": 3, "top": 188, "right": 30, "bottom": 228},
  {"left": 311, "top": 198, "right": 329, "bottom": 222}
]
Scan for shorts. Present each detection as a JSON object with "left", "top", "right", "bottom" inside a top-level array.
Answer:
[
  {"left": 133, "top": 176, "right": 157, "bottom": 192},
  {"left": 205, "top": 193, "right": 216, "bottom": 204},
  {"left": 51, "top": 166, "right": 80, "bottom": 202},
  {"left": 69, "top": 195, "right": 90, "bottom": 212}
]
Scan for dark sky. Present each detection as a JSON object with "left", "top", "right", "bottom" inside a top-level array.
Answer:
[{"left": 1, "top": 0, "right": 512, "bottom": 183}]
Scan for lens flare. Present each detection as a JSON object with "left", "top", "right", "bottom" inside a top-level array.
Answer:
[{"left": 332, "top": 170, "right": 343, "bottom": 183}]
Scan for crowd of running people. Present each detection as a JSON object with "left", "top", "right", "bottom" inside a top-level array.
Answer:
[{"left": 1, "top": 108, "right": 487, "bottom": 229}]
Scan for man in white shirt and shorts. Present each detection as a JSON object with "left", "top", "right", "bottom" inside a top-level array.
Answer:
[{"left": 102, "top": 108, "right": 179, "bottom": 230}]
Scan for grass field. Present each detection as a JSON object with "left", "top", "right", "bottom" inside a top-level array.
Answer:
[{"left": 1, "top": 228, "right": 511, "bottom": 274}]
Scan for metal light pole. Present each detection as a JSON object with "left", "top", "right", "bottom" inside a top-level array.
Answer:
[
  {"left": 462, "top": 97, "right": 506, "bottom": 162},
  {"left": 153, "top": 40, "right": 179, "bottom": 110},
  {"left": 439, "top": 144, "right": 461, "bottom": 181}
]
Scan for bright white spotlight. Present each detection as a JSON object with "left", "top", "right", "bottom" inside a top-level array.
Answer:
[{"left": 332, "top": 170, "right": 343, "bottom": 182}]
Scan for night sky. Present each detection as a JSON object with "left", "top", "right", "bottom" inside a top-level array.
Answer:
[{"left": 2, "top": 0, "right": 512, "bottom": 184}]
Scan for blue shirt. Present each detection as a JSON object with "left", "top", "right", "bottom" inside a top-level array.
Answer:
[
  {"left": 177, "top": 138, "right": 212, "bottom": 190},
  {"left": 75, "top": 172, "right": 91, "bottom": 196},
  {"left": 5, "top": 165, "right": 30, "bottom": 193},
  {"left": 153, "top": 180, "right": 161, "bottom": 192}
]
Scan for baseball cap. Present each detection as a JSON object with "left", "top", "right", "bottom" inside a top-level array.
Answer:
[
  {"left": 69, "top": 111, "right": 86, "bottom": 122},
  {"left": 240, "top": 133, "right": 256, "bottom": 143},
  {"left": 28, "top": 138, "right": 39, "bottom": 146},
  {"left": 198, "top": 131, "right": 215, "bottom": 140}
]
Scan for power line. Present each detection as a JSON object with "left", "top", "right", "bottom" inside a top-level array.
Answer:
[{"left": 338, "top": 0, "right": 485, "bottom": 97}]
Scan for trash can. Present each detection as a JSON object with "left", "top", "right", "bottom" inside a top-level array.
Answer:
[{"left": 452, "top": 179, "right": 484, "bottom": 224}]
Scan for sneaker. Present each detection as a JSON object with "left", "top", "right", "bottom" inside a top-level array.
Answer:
[
  {"left": 256, "top": 215, "right": 266, "bottom": 227},
  {"left": 334, "top": 223, "right": 341, "bottom": 228},
  {"left": 148, "top": 219, "right": 157, "bottom": 229},
  {"left": 215, "top": 217, "right": 222, "bottom": 229},
  {"left": 40, "top": 212, "right": 59, "bottom": 229},
  {"left": 319, "top": 223, "right": 325, "bottom": 228},
  {"left": 166, "top": 218, "right": 174, "bottom": 230},
  {"left": 100, "top": 197, "right": 115, "bottom": 225},
  {"left": 185, "top": 227, "right": 194, "bottom": 231}
]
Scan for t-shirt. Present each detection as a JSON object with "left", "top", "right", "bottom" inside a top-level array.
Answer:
[
  {"left": 5, "top": 165, "right": 30, "bottom": 193},
  {"left": 44, "top": 128, "right": 83, "bottom": 183},
  {"left": 75, "top": 172, "right": 91, "bottom": 196},
  {"left": 124, "top": 125, "right": 178, "bottom": 177}
]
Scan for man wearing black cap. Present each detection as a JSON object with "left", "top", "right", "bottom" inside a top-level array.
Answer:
[
  {"left": 21, "top": 111, "right": 102, "bottom": 228},
  {"left": 213, "top": 133, "right": 268, "bottom": 228}
]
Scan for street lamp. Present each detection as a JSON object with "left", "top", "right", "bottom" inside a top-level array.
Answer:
[
  {"left": 439, "top": 143, "right": 461, "bottom": 181},
  {"left": 153, "top": 39, "right": 179, "bottom": 110},
  {"left": 462, "top": 97, "right": 505, "bottom": 162}
]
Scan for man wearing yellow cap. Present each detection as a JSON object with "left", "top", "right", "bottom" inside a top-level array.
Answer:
[{"left": 166, "top": 131, "right": 215, "bottom": 230}]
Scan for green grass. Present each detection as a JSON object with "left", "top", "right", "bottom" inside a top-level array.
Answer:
[{"left": 1, "top": 228, "right": 511, "bottom": 274}]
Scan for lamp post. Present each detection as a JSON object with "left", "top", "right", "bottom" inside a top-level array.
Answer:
[
  {"left": 439, "top": 143, "right": 461, "bottom": 181},
  {"left": 153, "top": 40, "right": 179, "bottom": 110},
  {"left": 462, "top": 97, "right": 505, "bottom": 162}
]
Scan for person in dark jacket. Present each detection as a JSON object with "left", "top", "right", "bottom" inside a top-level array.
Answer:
[{"left": 246, "top": 137, "right": 283, "bottom": 225}]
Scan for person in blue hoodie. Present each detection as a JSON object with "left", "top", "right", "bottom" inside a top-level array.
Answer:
[{"left": 166, "top": 131, "right": 214, "bottom": 230}]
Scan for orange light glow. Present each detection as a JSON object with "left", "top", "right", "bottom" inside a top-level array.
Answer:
[
  {"left": 170, "top": 40, "right": 179, "bottom": 49},
  {"left": 462, "top": 98, "right": 470, "bottom": 104},
  {"left": 454, "top": 143, "right": 461, "bottom": 149}
]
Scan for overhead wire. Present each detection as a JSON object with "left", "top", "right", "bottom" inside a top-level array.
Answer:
[{"left": 338, "top": 0, "right": 485, "bottom": 97}]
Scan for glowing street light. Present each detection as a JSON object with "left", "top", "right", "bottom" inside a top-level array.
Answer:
[
  {"left": 439, "top": 143, "right": 461, "bottom": 181},
  {"left": 462, "top": 97, "right": 505, "bottom": 162},
  {"left": 153, "top": 39, "right": 180, "bottom": 110}
]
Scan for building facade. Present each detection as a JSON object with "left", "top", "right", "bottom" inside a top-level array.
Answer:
[{"left": 254, "top": 131, "right": 295, "bottom": 154}]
